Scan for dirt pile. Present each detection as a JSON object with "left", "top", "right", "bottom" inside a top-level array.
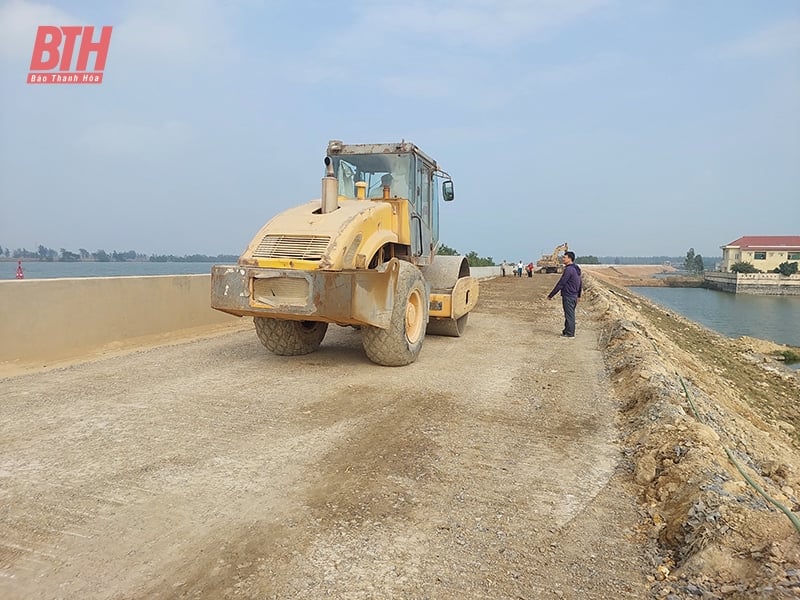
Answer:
[
  {"left": 585, "top": 274, "right": 800, "bottom": 598},
  {"left": 584, "top": 265, "right": 677, "bottom": 288}
]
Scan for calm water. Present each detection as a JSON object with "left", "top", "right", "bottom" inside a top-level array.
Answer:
[
  {"left": 2, "top": 261, "right": 221, "bottom": 280},
  {"left": 630, "top": 287, "right": 800, "bottom": 348}
]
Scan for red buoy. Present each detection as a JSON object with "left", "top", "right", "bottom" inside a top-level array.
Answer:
[{"left": 16, "top": 260, "right": 24, "bottom": 279}]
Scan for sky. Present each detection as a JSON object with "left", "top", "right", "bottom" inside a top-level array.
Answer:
[{"left": 1, "top": 0, "right": 799, "bottom": 262}]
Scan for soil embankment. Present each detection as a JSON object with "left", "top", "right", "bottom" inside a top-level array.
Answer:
[
  {"left": 584, "top": 273, "right": 800, "bottom": 597},
  {"left": 1, "top": 273, "right": 798, "bottom": 598},
  {"left": 583, "top": 264, "right": 678, "bottom": 287}
]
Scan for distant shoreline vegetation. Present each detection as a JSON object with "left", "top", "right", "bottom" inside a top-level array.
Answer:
[
  {"left": 0, "top": 244, "right": 720, "bottom": 268},
  {"left": 0, "top": 245, "right": 237, "bottom": 263}
]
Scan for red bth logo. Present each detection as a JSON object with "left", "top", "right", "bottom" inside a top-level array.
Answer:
[{"left": 28, "top": 26, "right": 113, "bottom": 84}]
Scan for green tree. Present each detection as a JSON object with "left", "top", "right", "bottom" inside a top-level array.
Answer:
[
  {"left": 436, "top": 244, "right": 493, "bottom": 265},
  {"left": 730, "top": 261, "right": 759, "bottom": 274},
  {"left": 464, "top": 250, "right": 494, "bottom": 267},
  {"left": 692, "top": 254, "right": 704, "bottom": 274},
  {"left": 775, "top": 261, "right": 798, "bottom": 276},
  {"left": 576, "top": 256, "right": 599, "bottom": 264},
  {"left": 684, "top": 248, "right": 696, "bottom": 273}
]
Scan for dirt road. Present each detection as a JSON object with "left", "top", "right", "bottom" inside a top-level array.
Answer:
[{"left": 1, "top": 275, "right": 653, "bottom": 599}]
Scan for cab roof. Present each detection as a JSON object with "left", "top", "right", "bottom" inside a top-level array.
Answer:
[{"left": 327, "top": 140, "right": 439, "bottom": 170}]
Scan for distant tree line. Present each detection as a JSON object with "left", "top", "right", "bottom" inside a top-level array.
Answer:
[
  {"left": 437, "top": 244, "right": 494, "bottom": 267},
  {"left": 150, "top": 254, "right": 239, "bottom": 263},
  {"left": 598, "top": 255, "right": 719, "bottom": 269},
  {"left": 0, "top": 244, "right": 237, "bottom": 263}
]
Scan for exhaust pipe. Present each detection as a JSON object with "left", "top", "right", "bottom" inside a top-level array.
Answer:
[{"left": 321, "top": 156, "right": 338, "bottom": 214}]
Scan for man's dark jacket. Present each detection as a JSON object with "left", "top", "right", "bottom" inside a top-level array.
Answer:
[{"left": 547, "top": 263, "right": 582, "bottom": 299}]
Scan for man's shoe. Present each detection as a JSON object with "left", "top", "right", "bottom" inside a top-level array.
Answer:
[{"left": 561, "top": 333, "right": 575, "bottom": 338}]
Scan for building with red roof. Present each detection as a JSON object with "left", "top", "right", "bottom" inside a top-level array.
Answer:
[{"left": 720, "top": 236, "right": 800, "bottom": 272}]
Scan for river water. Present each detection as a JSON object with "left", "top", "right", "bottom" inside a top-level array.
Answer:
[
  {"left": 2, "top": 261, "right": 220, "bottom": 280},
  {"left": 630, "top": 287, "right": 800, "bottom": 348}
]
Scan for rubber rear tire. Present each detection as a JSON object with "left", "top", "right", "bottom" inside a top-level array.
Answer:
[
  {"left": 254, "top": 317, "right": 328, "bottom": 356},
  {"left": 362, "top": 261, "right": 428, "bottom": 366}
]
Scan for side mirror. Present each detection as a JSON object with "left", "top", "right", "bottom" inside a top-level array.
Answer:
[{"left": 442, "top": 180, "right": 454, "bottom": 202}]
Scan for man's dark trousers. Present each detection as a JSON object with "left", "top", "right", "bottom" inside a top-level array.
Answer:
[{"left": 562, "top": 296, "right": 577, "bottom": 337}]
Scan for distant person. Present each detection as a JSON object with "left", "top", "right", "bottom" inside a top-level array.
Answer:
[
  {"left": 501, "top": 260, "right": 508, "bottom": 277},
  {"left": 526, "top": 262, "right": 534, "bottom": 277},
  {"left": 547, "top": 251, "right": 582, "bottom": 337},
  {"left": 517, "top": 261, "right": 523, "bottom": 278}
]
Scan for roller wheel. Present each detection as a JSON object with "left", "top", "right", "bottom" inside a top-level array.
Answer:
[
  {"left": 426, "top": 313, "right": 469, "bottom": 337},
  {"left": 362, "top": 261, "right": 428, "bottom": 366},
  {"left": 254, "top": 317, "right": 328, "bottom": 356}
]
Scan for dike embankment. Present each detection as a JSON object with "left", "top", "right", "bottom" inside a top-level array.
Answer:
[
  {"left": 584, "top": 272, "right": 800, "bottom": 596},
  {"left": 2, "top": 268, "right": 799, "bottom": 594}
]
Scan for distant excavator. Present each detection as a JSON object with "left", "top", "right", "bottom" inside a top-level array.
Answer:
[{"left": 536, "top": 242, "right": 568, "bottom": 274}]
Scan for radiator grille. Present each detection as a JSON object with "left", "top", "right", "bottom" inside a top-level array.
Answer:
[
  {"left": 253, "top": 234, "right": 330, "bottom": 260},
  {"left": 253, "top": 277, "right": 309, "bottom": 305}
]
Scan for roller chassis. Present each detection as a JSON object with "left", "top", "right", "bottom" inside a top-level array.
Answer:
[{"left": 211, "top": 256, "right": 477, "bottom": 366}]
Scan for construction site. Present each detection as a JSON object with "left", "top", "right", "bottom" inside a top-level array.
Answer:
[{"left": 2, "top": 268, "right": 798, "bottom": 599}]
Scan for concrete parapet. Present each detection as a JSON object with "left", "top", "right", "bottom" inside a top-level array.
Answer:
[{"left": 0, "top": 275, "right": 239, "bottom": 368}]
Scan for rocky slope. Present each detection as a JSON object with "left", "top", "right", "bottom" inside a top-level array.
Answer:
[{"left": 586, "top": 273, "right": 800, "bottom": 598}]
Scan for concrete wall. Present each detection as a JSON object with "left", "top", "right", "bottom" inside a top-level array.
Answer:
[
  {"left": 704, "top": 272, "right": 800, "bottom": 295},
  {"left": 703, "top": 272, "right": 738, "bottom": 293},
  {"left": 0, "top": 275, "right": 239, "bottom": 367}
]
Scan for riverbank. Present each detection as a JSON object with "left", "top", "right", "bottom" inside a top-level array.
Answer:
[{"left": 585, "top": 273, "right": 800, "bottom": 597}]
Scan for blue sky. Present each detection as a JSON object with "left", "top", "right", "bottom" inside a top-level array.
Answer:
[{"left": 1, "top": 0, "right": 798, "bottom": 261}]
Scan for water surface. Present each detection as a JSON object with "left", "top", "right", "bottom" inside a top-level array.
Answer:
[
  {"left": 2, "top": 261, "right": 220, "bottom": 280},
  {"left": 631, "top": 286, "right": 800, "bottom": 348}
]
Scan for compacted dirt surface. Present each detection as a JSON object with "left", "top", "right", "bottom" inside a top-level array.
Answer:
[{"left": 2, "top": 271, "right": 799, "bottom": 599}]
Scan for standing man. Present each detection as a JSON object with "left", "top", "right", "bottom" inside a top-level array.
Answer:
[{"left": 547, "top": 251, "right": 582, "bottom": 337}]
